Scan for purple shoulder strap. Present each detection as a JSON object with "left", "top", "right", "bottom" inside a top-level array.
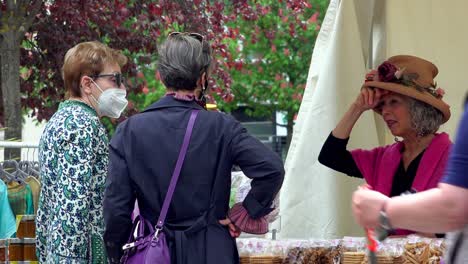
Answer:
[{"left": 156, "top": 110, "right": 199, "bottom": 229}]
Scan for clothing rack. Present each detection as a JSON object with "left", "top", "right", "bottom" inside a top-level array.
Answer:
[
  {"left": 0, "top": 141, "right": 39, "bottom": 149},
  {"left": 0, "top": 141, "right": 39, "bottom": 162},
  {"left": 0, "top": 141, "right": 40, "bottom": 181},
  {"left": 0, "top": 141, "right": 40, "bottom": 262}
]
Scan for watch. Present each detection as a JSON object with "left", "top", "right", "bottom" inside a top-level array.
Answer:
[
  {"left": 379, "top": 210, "right": 392, "bottom": 230},
  {"left": 377, "top": 201, "right": 393, "bottom": 241}
]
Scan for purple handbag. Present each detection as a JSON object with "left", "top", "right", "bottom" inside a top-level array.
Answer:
[{"left": 120, "top": 110, "right": 199, "bottom": 264}]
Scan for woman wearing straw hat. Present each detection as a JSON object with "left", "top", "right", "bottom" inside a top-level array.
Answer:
[{"left": 318, "top": 55, "right": 452, "bottom": 236}]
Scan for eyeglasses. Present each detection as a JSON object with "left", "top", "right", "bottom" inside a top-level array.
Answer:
[
  {"left": 92, "top": 73, "right": 126, "bottom": 87},
  {"left": 168, "top": 32, "right": 204, "bottom": 42}
]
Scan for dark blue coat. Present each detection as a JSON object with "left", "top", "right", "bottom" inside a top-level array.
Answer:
[{"left": 103, "top": 96, "right": 284, "bottom": 264}]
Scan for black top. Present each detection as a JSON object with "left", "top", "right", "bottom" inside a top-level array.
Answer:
[
  {"left": 104, "top": 96, "right": 285, "bottom": 263},
  {"left": 318, "top": 132, "right": 424, "bottom": 197}
]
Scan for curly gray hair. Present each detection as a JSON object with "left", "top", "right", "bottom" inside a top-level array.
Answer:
[{"left": 407, "top": 97, "right": 444, "bottom": 136}]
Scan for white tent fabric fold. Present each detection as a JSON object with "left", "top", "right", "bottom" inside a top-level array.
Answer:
[{"left": 279, "top": 0, "right": 379, "bottom": 239}]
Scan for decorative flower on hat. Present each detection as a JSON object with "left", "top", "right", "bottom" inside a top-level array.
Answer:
[
  {"left": 427, "top": 86, "right": 446, "bottom": 99},
  {"left": 436, "top": 88, "right": 445, "bottom": 98},
  {"left": 366, "top": 62, "right": 406, "bottom": 83},
  {"left": 394, "top": 67, "right": 406, "bottom": 79},
  {"left": 378, "top": 61, "right": 399, "bottom": 82},
  {"left": 365, "top": 61, "right": 445, "bottom": 99}
]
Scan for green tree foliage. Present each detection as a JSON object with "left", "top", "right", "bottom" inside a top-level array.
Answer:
[
  {"left": 220, "top": 0, "right": 329, "bottom": 147},
  {"left": 134, "top": 0, "right": 329, "bottom": 149}
]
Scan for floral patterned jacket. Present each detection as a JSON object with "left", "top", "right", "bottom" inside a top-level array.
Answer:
[{"left": 36, "top": 100, "right": 108, "bottom": 263}]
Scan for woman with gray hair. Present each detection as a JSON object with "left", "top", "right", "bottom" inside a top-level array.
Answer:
[
  {"left": 318, "top": 55, "right": 452, "bottom": 236},
  {"left": 103, "top": 32, "right": 284, "bottom": 263}
]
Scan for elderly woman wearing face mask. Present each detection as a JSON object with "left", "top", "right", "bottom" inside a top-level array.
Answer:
[
  {"left": 36, "top": 41, "right": 128, "bottom": 263},
  {"left": 318, "top": 55, "right": 452, "bottom": 236}
]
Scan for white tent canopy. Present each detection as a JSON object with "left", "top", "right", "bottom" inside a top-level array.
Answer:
[{"left": 279, "top": 0, "right": 468, "bottom": 239}]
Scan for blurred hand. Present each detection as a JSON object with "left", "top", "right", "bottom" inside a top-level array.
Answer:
[
  {"left": 354, "top": 87, "right": 388, "bottom": 112},
  {"left": 219, "top": 218, "right": 241, "bottom": 238},
  {"left": 352, "top": 186, "right": 390, "bottom": 229}
]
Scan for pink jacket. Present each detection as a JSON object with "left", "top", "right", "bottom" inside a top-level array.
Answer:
[{"left": 351, "top": 133, "right": 452, "bottom": 235}]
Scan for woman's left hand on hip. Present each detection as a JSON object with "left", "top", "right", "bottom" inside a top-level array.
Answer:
[{"left": 219, "top": 218, "right": 241, "bottom": 238}]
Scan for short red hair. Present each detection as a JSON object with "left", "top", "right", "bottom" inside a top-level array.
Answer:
[{"left": 62, "top": 41, "right": 127, "bottom": 98}]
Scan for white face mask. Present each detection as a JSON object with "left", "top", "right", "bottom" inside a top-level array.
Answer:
[{"left": 91, "top": 80, "right": 128, "bottom": 118}]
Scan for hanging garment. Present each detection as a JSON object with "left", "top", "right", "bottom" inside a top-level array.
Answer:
[
  {"left": 7, "top": 182, "right": 34, "bottom": 217},
  {"left": 25, "top": 176, "right": 41, "bottom": 214},
  {"left": 0, "top": 180, "right": 16, "bottom": 238}
]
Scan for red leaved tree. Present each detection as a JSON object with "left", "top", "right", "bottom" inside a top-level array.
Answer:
[
  {"left": 2, "top": 0, "right": 321, "bottom": 157},
  {"left": 18, "top": 0, "right": 266, "bottom": 124}
]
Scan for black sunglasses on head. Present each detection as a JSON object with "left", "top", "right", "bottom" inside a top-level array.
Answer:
[
  {"left": 92, "top": 73, "right": 126, "bottom": 87},
  {"left": 169, "top": 32, "right": 204, "bottom": 42}
]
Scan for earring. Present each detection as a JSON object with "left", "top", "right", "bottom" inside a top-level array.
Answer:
[
  {"left": 195, "top": 84, "right": 207, "bottom": 110},
  {"left": 417, "top": 131, "right": 426, "bottom": 137},
  {"left": 199, "top": 86, "right": 207, "bottom": 103}
]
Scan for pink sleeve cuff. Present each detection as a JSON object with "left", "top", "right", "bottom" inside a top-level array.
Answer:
[{"left": 228, "top": 203, "right": 268, "bottom": 234}]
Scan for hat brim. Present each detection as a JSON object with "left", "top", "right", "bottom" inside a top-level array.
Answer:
[{"left": 363, "top": 81, "right": 451, "bottom": 123}]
